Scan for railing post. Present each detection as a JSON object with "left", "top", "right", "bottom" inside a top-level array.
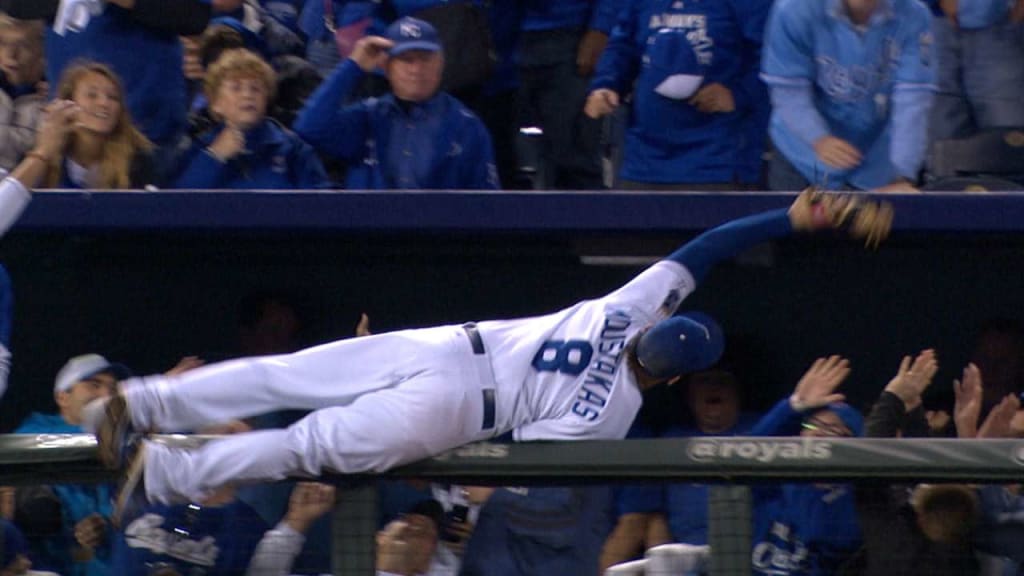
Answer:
[
  {"left": 332, "top": 483, "right": 378, "bottom": 575},
  {"left": 708, "top": 484, "right": 752, "bottom": 576}
]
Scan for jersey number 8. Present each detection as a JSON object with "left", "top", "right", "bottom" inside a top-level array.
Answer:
[{"left": 531, "top": 340, "right": 594, "bottom": 376}]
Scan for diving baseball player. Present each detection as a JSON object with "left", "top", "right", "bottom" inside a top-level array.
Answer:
[
  {"left": 85, "top": 191, "right": 892, "bottom": 516},
  {"left": 0, "top": 99, "right": 79, "bottom": 400}
]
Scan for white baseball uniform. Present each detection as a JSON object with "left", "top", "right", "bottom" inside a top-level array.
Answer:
[
  {"left": 0, "top": 176, "right": 31, "bottom": 237},
  {"left": 118, "top": 208, "right": 796, "bottom": 505},
  {"left": 128, "top": 261, "right": 693, "bottom": 504}
]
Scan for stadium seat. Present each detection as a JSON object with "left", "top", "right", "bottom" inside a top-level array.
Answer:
[{"left": 928, "top": 128, "right": 1024, "bottom": 187}]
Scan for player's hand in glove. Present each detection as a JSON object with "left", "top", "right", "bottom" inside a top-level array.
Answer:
[{"left": 788, "top": 188, "right": 894, "bottom": 248}]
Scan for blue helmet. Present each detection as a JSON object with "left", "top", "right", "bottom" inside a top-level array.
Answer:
[{"left": 635, "top": 312, "right": 724, "bottom": 379}]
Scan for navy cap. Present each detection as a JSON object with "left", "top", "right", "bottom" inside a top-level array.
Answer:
[
  {"left": 386, "top": 17, "right": 442, "bottom": 56},
  {"left": 642, "top": 28, "right": 705, "bottom": 100},
  {"left": 809, "top": 403, "right": 865, "bottom": 437},
  {"left": 636, "top": 312, "right": 724, "bottom": 379}
]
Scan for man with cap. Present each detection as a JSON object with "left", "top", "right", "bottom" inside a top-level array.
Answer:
[
  {"left": 12, "top": 354, "right": 131, "bottom": 576},
  {"left": 584, "top": 0, "right": 772, "bottom": 190},
  {"left": 293, "top": 16, "right": 499, "bottom": 190},
  {"left": 747, "top": 355, "right": 864, "bottom": 575},
  {"left": 83, "top": 191, "right": 881, "bottom": 515}
]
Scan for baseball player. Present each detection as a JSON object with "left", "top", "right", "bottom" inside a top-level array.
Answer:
[
  {"left": 85, "top": 191, "right": 891, "bottom": 516},
  {"left": 0, "top": 99, "right": 79, "bottom": 401}
]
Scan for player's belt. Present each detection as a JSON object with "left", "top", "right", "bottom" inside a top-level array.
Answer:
[{"left": 462, "top": 322, "right": 495, "bottom": 431}]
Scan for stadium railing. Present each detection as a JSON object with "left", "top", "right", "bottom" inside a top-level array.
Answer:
[{"left": 2, "top": 434, "right": 1023, "bottom": 575}]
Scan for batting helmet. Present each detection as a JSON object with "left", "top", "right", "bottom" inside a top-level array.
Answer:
[{"left": 635, "top": 312, "right": 724, "bottom": 379}]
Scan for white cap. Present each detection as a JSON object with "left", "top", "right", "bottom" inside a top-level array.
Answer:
[{"left": 54, "top": 354, "right": 130, "bottom": 393}]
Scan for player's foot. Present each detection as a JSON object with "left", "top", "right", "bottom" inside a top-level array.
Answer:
[
  {"left": 113, "top": 441, "right": 148, "bottom": 528},
  {"left": 95, "top": 394, "right": 136, "bottom": 470}
]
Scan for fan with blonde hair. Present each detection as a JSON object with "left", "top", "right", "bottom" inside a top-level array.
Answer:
[{"left": 44, "top": 61, "right": 153, "bottom": 189}]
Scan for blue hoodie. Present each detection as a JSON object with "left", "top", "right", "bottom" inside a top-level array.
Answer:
[
  {"left": 294, "top": 59, "right": 499, "bottom": 190},
  {"left": 173, "top": 120, "right": 330, "bottom": 190},
  {"left": 111, "top": 501, "right": 268, "bottom": 576},
  {"left": 15, "top": 413, "right": 114, "bottom": 576},
  {"left": 748, "top": 399, "right": 864, "bottom": 575}
]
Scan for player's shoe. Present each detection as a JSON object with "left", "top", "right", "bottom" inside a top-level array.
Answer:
[
  {"left": 113, "top": 440, "right": 148, "bottom": 528},
  {"left": 95, "top": 394, "right": 136, "bottom": 470}
]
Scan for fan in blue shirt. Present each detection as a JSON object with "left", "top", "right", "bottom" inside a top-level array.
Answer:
[{"left": 761, "top": 0, "right": 936, "bottom": 191}]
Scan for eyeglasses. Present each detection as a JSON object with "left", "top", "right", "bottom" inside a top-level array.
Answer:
[{"left": 801, "top": 418, "right": 852, "bottom": 438}]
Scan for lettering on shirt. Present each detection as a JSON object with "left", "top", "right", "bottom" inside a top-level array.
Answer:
[
  {"left": 124, "top": 513, "right": 220, "bottom": 567},
  {"left": 751, "top": 521, "right": 809, "bottom": 575},
  {"left": 648, "top": 13, "right": 714, "bottom": 65},
  {"left": 571, "top": 310, "right": 633, "bottom": 421},
  {"left": 815, "top": 38, "right": 901, "bottom": 105}
]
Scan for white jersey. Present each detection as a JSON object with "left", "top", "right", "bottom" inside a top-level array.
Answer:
[
  {"left": 0, "top": 177, "right": 29, "bottom": 238},
  {"left": 475, "top": 260, "right": 697, "bottom": 442}
]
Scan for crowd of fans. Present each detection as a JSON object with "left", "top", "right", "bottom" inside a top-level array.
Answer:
[
  {"left": 3, "top": 319, "right": 1024, "bottom": 575},
  {"left": 0, "top": 0, "right": 1023, "bottom": 574},
  {"left": 0, "top": 0, "right": 1020, "bottom": 194}
]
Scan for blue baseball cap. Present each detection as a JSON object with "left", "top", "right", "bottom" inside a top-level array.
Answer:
[
  {"left": 636, "top": 312, "right": 724, "bottom": 379},
  {"left": 386, "top": 17, "right": 442, "bottom": 56},
  {"left": 643, "top": 28, "right": 705, "bottom": 100},
  {"left": 808, "top": 403, "right": 865, "bottom": 437}
]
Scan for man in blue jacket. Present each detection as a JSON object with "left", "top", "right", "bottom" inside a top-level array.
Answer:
[
  {"left": 294, "top": 16, "right": 499, "bottom": 190},
  {"left": 13, "top": 353, "right": 131, "bottom": 576},
  {"left": 761, "top": 0, "right": 937, "bottom": 191}
]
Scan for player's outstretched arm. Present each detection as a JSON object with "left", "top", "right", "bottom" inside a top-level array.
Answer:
[
  {"left": 666, "top": 189, "right": 890, "bottom": 283},
  {"left": 0, "top": 100, "right": 78, "bottom": 237}
]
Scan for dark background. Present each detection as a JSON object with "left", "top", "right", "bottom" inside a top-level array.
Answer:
[{"left": 2, "top": 223, "right": 1022, "bottom": 431}]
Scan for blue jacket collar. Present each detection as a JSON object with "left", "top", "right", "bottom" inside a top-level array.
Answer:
[{"left": 379, "top": 91, "right": 446, "bottom": 120}]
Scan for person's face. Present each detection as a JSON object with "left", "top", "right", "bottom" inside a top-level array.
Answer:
[
  {"left": 403, "top": 513, "right": 439, "bottom": 573},
  {"left": 0, "top": 26, "right": 42, "bottom": 87},
  {"left": 211, "top": 74, "right": 269, "bottom": 130},
  {"left": 71, "top": 72, "right": 122, "bottom": 135},
  {"left": 386, "top": 50, "right": 443, "bottom": 102},
  {"left": 57, "top": 373, "right": 116, "bottom": 425},
  {"left": 800, "top": 409, "right": 853, "bottom": 438},
  {"left": 688, "top": 377, "right": 739, "bottom": 434}
]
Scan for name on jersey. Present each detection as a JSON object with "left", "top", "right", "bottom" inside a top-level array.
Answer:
[{"left": 572, "top": 310, "right": 633, "bottom": 421}]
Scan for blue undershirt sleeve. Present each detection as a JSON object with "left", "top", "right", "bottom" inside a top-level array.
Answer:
[
  {"left": 770, "top": 83, "right": 830, "bottom": 147},
  {"left": 666, "top": 208, "right": 793, "bottom": 282}
]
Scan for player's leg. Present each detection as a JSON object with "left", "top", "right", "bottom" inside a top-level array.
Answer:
[
  {"left": 137, "top": 368, "right": 487, "bottom": 506},
  {"left": 90, "top": 327, "right": 463, "bottom": 434}
]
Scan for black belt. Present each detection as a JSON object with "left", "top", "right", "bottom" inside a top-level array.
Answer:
[{"left": 463, "top": 323, "right": 495, "bottom": 431}]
